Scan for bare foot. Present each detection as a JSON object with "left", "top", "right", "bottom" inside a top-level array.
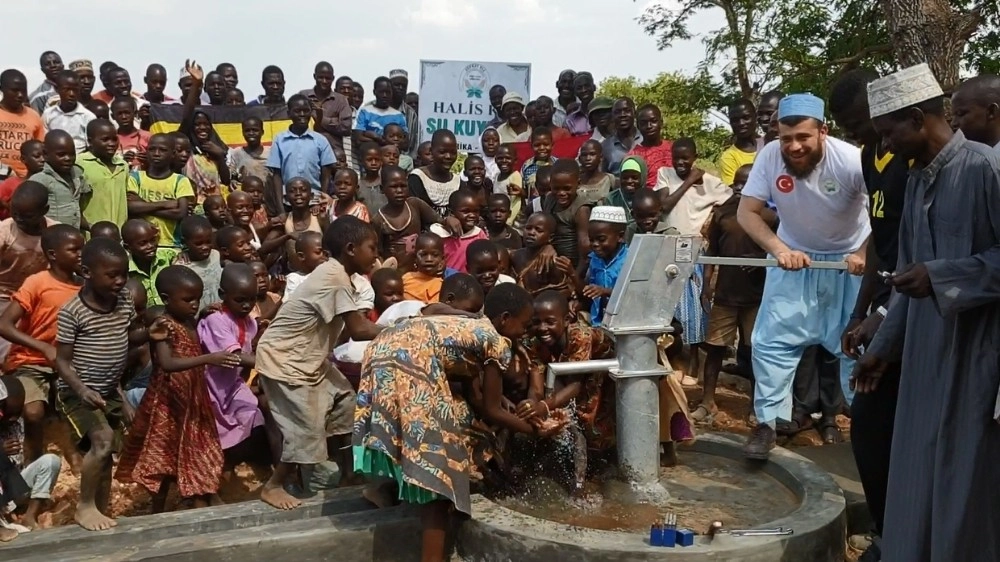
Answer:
[
  {"left": 260, "top": 484, "right": 302, "bottom": 510},
  {"left": 20, "top": 515, "right": 38, "bottom": 530},
  {"left": 74, "top": 505, "right": 117, "bottom": 531},
  {"left": 0, "top": 527, "right": 16, "bottom": 542},
  {"left": 361, "top": 482, "right": 396, "bottom": 508}
]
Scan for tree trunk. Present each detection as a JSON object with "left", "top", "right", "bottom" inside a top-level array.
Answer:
[{"left": 879, "top": 0, "right": 982, "bottom": 92}]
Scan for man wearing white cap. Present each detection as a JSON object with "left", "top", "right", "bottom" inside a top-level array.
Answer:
[
  {"left": 496, "top": 92, "right": 531, "bottom": 143},
  {"left": 736, "top": 93, "right": 869, "bottom": 459},
  {"left": 852, "top": 63, "right": 1000, "bottom": 562}
]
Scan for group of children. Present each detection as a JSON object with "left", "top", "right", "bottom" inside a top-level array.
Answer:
[{"left": 0, "top": 59, "right": 778, "bottom": 562}]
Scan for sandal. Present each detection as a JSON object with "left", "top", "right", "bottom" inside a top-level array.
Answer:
[
  {"left": 775, "top": 415, "right": 811, "bottom": 437},
  {"left": 690, "top": 404, "right": 717, "bottom": 424},
  {"left": 819, "top": 420, "right": 842, "bottom": 444}
]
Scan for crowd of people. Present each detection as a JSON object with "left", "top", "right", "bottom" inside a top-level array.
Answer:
[{"left": 0, "top": 49, "right": 997, "bottom": 562}]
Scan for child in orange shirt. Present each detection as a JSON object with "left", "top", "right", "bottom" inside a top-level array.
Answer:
[
  {"left": 401, "top": 233, "right": 457, "bottom": 303},
  {"left": 0, "top": 225, "right": 83, "bottom": 504}
]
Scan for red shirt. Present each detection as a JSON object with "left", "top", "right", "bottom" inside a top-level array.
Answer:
[
  {"left": 629, "top": 141, "right": 674, "bottom": 187},
  {"left": 0, "top": 177, "right": 23, "bottom": 220}
]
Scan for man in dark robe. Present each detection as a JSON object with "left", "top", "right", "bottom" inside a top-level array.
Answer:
[{"left": 854, "top": 64, "right": 1000, "bottom": 562}]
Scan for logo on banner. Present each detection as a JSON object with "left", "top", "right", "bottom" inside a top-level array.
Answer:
[
  {"left": 776, "top": 174, "right": 794, "bottom": 193},
  {"left": 460, "top": 64, "right": 490, "bottom": 99}
]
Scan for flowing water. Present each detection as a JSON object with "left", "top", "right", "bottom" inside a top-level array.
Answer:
[{"left": 493, "top": 450, "right": 799, "bottom": 534}]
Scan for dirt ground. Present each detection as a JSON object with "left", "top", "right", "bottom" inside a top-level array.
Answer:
[{"left": 16, "top": 369, "right": 862, "bottom": 560}]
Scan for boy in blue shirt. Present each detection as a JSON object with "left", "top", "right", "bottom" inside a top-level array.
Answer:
[
  {"left": 353, "top": 77, "right": 407, "bottom": 146},
  {"left": 266, "top": 94, "right": 335, "bottom": 210},
  {"left": 582, "top": 205, "right": 628, "bottom": 323}
]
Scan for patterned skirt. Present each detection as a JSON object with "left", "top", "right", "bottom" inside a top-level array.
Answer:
[
  {"left": 116, "top": 323, "right": 224, "bottom": 497},
  {"left": 675, "top": 263, "right": 708, "bottom": 345}
]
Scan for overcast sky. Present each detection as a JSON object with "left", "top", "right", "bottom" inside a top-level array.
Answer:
[{"left": 7, "top": 0, "right": 723, "bottom": 101}]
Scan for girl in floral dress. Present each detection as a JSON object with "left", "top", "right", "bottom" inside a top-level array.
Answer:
[
  {"left": 116, "top": 266, "right": 241, "bottom": 512},
  {"left": 353, "top": 283, "right": 560, "bottom": 562}
]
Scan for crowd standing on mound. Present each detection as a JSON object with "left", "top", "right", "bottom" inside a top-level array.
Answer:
[{"left": 0, "top": 51, "right": 997, "bottom": 562}]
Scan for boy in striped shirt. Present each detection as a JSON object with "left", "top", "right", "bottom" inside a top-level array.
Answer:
[{"left": 55, "top": 238, "right": 138, "bottom": 531}]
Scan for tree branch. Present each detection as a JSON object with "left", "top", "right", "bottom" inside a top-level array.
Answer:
[{"left": 788, "top": 43, "right": 894, "bottom": 77}]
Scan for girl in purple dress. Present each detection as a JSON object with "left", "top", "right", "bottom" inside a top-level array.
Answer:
[{"left": 197, "top": 263, "right": 276, "bottom": 466}]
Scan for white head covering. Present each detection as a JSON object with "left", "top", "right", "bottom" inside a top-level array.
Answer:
[
  {"left": 867, "top": 63, "right": 944, "bottom": 118},
  {"left": 590, "top": 205, "right": 628, "bottom": 224}
]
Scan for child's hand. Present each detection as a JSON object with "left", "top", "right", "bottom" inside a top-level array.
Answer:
[
  {"left": 40, "top": 343, "right": 58, "bottom": 366},
  {"left": 443, "top": 216, "right": 463, "bottom": 237},
  {"left": 79, "top": 387, "right": 107, "bottom": 410},
  {"left": 700, "top": 288, "right": 713, "bottom": 314},
  {"left": 122, "top": 401, "right": 136, "bottom": 425},
  {"left": 137, "top": 104, "right": 151, "bottom": 121},
  {"left": 201, "top": 141, "right": 228, "bottom": 161},
  {"left": 516, "top": 399, "right": 543, "bottom": 421},
  {"left": 581, "top": 284, "right": 609, "bottom": 299},
  {"left": 185, "top": 59, "right": 204, "bottom": 83},
  {"left": 147, "top": 317, "right": 171, "bottom": 342},
  {"left": 206, "top": 352, "right": 242, "bottom": 368},
  {"left": 2, "top": 438, "right": 21, "bottom": 456},
  {"left": 535, "top": 245, "right": 557, "bottom": 273},
  {"left": 554, "top": 256, "right": 575, "bottom": 277}
]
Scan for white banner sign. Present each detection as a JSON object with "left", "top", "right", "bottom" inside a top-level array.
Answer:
[{"left": 418, "top": 60, "right": 531, "bottom": 153}]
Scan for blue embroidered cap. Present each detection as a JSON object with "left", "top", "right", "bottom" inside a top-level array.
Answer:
[{"left": 777, "top": 94, "right": 825, "bottom": 123}]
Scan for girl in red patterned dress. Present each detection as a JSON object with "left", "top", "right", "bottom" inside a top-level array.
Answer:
[{"left": 116, "top": 266, "right": 241, "bottom": 512}]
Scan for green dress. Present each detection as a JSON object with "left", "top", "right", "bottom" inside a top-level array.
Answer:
[{"left": 353, "top": 315, "right": 511, "bottom": 515}]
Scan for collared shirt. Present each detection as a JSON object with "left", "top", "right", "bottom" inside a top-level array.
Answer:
[
  {"left": 129, "top": 248, "right": 179, "bottom": 306},
  {"left": 42, "top": 103, "right": 97, "bottom": 152},
  {"left": 29, "top": 164, "right": 91, "bottom": 229},
  {"left": 77, "top": 150, "right": 130, "bottom": 228},
  {"left": 266, "top": 128, "right": 335, "bottom": 192},
  {"left": 587, "top": 243, "right": 628, "bottom": 322},
  {"left": 248, "top": 95, "right": 286, "bottom": 107},
  {"left": 553, "top": 100, "right": 575, "bottom": 128},
  {"left": 496, "top": 122, "right": 531, "bottom": 144},
  {"left": 602, "top": 129, "right": 643, "bottom": 176},
  {"left": 520, "top": 156, "right": 557, "bottom": 198},
  {"left": 28, "top": 81, "right": 57, "bottom": 115},
  {"left": 300, "top": 88, "right": 353, "bottom": 151},
  {"left": 564, "top": 109, "right": 593, "bottom": 136}
]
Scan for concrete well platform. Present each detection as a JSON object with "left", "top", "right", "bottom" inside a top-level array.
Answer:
[{"left": 458, "top": 433, "right": 847, "bottom": 562}]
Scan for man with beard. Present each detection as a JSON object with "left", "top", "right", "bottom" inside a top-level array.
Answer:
[
  {"left": 736, "top": 94, "right": 869, "bottom": 459},
  {"left": 852, "top": 63, "right": 1000, "bottom": 562},
  {"left": 388, "top": 70, "right": 419, "bottom": 156},
  {"left": 553, "top": 69, "right": 577, "bottom": 127}
]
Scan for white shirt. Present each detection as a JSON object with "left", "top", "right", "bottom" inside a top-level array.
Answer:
[
  {"left": 283, "top": 271, "right": 309, "bottom": 300},
  {"left": 352, "top": 273, "right": 375, "bottom": 309},
  {"left": 654, "top": 168, "right": 732, "bottom": 235},
  {"left": 742, "top": 136, "right": 870, "bottom": 254},
  {"left": 41, "top": 103, "right": 96, "bottom": 152}
]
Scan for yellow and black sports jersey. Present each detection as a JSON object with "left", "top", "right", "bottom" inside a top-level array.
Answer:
[{"left": 861, "top": 143, "right": 909, "bottom": 305}]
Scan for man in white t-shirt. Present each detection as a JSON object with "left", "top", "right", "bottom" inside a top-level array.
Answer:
[{"left": 736, "top": 93, "right": 869, "bottom": 459}]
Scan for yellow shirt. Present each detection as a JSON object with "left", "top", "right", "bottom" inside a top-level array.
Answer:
[
  {"left": 717, "top": 146, "right": 757, "bottom": 186},
  {"left": 126, "top": 172, "right": 195, "bottom": 247}
]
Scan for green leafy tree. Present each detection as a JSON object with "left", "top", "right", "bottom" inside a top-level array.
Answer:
[
  {"left": 637, "top": 0, "right": 998, "bottom": 101},
  {"left": 597, "top": 72, "right": 731, "bottom": 163}
]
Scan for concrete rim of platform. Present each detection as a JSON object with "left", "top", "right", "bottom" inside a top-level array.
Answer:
[{"left": 456, "top": 432, "right": 847, "bottom": 562}]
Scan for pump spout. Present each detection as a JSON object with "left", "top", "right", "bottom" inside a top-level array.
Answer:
[{"left": 545, "top": 359, "right": 619, "bottom": 392}]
